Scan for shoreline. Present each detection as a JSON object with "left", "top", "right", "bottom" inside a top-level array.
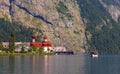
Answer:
[{"left": 0, "top": 53, "right": 55, "bottom": 56}]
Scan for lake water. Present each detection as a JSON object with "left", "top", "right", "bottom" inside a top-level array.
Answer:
[{"left": 0, "top": 54, "right": 120, "bottom": 74}]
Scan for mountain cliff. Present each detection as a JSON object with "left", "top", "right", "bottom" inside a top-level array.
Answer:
[
  {"left": 0, "top": 0, "right": 86, "bottom": 52},
  {"left": 1, "top": 0, "right": 120, "bottom": 54}
]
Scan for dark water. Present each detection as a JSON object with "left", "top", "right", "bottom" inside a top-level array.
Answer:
[{"left": 0, "top": 54, "right": 120, "bottom": 74}]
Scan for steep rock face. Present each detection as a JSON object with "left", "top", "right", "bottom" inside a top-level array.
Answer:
[
  {"left": 0, "top": 0, "right": 86, "bottom": 52},
  {"left": 0, "top": 0, "right": 11, "bottom": 21},
  {"left": 100, "top": 0, "right": 120, "bottom": 22}
]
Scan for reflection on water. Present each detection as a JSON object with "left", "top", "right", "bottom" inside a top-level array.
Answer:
[
  {"left": 31, "top": 55, "right": 86, "bottom": 74},
  {"left": 42, "top": 55, "right": 86, "bottom": 74},
  {"left": 0, "top": 54, "right": 120, "bottom": 74},
  {"left": 9, "top": 56, "right": 15, "bottom": 74},
  {"left": 90, "top": 55, "right": 120, "bottom": 74},
  {"left": 0, "top": 54, "right": 86, "bottom": 74}
]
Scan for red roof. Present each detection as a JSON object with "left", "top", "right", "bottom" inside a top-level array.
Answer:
[
  {"left": 42, "top": 41, "right": 52, "bottom": 47},
  {"left": 30, "top": 41, "right": 52, "bottom": 47},
  {"left": 30, "top": 42, "right": 42, "bottom": 47},
  {"left": 30, "top": 34, "right": 52, "bottom": 47}
]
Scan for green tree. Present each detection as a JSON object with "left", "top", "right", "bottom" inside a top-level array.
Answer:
[
  {"left": 39, "top": 47, "right": 44, "bottom": 54},
  {"left": 21, "top": 46, "right": 25, "bottom": 53},
  {"left": 56, "top": 1, "right": 68, "bottom": 14},
  {"left": 29, "top": 46, "right": 37, "bottom": 53},
  {"left": 3, "top": 47, "right": 9, "bottom": 53},
  {"left": 8, "top": 33, "right": 15, "bottom": 53},
  {"left": 0, "top": 37, "right": 3, "bottom": 50}
]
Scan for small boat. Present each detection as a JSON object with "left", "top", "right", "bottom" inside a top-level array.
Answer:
[{"left": 91, "top": 51, "right": 98, "bottom": 57}]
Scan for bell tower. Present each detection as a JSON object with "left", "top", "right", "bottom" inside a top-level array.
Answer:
[{"left": 32, "top": 34, "right": 35, "bottom": 42}]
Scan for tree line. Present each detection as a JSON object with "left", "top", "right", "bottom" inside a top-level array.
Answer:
[
  {"left": 0, "top": 33, "right": 45, "bottom": 53},
  {"left": 0, "top": 18, "right": 44, "bottom": 53},
  {"left": 0, "top": 18, "right": 34, "bottom": 42}
]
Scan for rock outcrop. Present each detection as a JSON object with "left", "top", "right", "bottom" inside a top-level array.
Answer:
[{"left": 100, "top": 0, "right": 120, "bottom": 22}]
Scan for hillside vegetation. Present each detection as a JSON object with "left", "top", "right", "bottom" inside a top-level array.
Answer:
[
  {"left": 0, "top": 18, "right": 34, "bottom": 41},
  {"left": 78, "top": 0, "right": 120, "bottom": 54}
]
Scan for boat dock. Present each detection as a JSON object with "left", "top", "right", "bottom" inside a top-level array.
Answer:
[
  {"left": 51, "top": 47, "right": 74, "bottom": 55},
  {"left": 55, "top": 51, "right": 74, "bottom": 55}
]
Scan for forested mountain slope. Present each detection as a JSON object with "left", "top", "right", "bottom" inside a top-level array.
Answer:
[{"left": 78, "top": 0, "right": 120, "bottom": 54}]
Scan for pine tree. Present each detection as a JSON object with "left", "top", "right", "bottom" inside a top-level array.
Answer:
[
  {"left": 0, "top": 37, "right": 3, "bottom": 50},
  {"left": 9, "top": 33, "right": 15, "bottom": 53}
]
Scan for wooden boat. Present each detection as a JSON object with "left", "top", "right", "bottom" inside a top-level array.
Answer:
[{"left": 91, "top": 51, "right": 98, "bottom": 57}]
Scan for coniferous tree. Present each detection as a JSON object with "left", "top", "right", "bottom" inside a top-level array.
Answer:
[
  {"left": 21, "top": 46, "right": 25, "bottom": 53},
  {"left": 0, "top": 37, "right": 3, "bottom": 50},
  {"left": 9, "top": 33, "right": 15, "bottom": 53}
]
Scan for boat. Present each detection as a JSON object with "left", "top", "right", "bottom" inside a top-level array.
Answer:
[{"left": 91, "top": 51, "right": 98, "bottom": 57}]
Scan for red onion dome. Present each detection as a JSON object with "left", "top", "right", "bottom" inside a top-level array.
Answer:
[
  {"left": 32, "top": 34, "right": 35, "bottom": 38},
  {"left": 43, "top": 35, "right": 47, "bottom": 39}
]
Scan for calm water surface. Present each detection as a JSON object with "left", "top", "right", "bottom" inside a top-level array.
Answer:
[{"left": 0, "top": 54, "right": 120, "bottom": 74}]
